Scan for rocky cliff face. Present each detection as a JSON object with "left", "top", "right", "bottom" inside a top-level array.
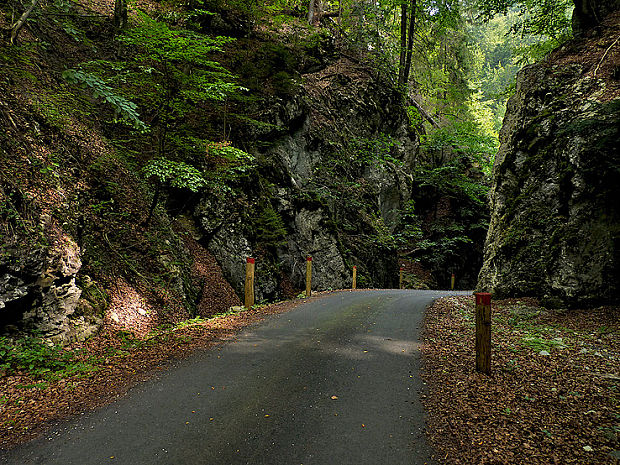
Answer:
[
  {"left": 196, "top": 54, "right": 418, "bottom": 301},
  {"left": 0, "top": 215, "right": 101, "bottom": 343},
  {"left": 477, "top": 11, "right": 620, "bottom": 305}
]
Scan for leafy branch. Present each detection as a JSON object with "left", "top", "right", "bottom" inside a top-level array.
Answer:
[{"left": 62, "top": 69, "right": 148, "bottom": 131}]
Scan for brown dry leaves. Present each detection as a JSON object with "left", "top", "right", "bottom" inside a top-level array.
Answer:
[{"left": 422, "top": 296, "right": 619, "bottom": 464}]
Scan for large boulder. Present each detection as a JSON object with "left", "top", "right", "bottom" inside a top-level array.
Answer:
[
  {"left": 1, "top": 233, "right": 101, "bottom": 342},
  {"left": 477, "top": 12, "right": 620, "bottom": 305}
]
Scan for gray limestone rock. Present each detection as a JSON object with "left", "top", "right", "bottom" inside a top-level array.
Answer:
[
  {"left": 207, "top": 218, "right": 253, "bottom": 298},
  {"left": 194, "top": 56, "right": 418, "bottom": 300},
  {"left": 0, "top": 238, "right": 100, "bottom": 343},
  {"left": 279, "top": 208, "right": 348, "bottom": 291},
  {"left": 477, "top": 21, "right": 620, "bottom": 304}
]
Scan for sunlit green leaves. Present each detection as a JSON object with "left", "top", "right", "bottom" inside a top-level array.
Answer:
[
  {"left": 421, "top": 116, "right": 498, "bottom": 175},
  {"left": 204, "top": 141, "right": 256, "bottom": 188},
  {"left": 475, "top": 0, "right": 574, "bottom": 61},
  {"left": 118, "top": 12, "right": 233, "bottom": 66},
  {"left": 142, "top": 158, "right": 206, "bottom": 192}
]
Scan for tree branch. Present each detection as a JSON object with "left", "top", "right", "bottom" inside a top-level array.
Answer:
[
  {"left": 10, "top": 0, "right": 40, "bottom": 45},
  {"left": 407, "top": 96, "right": 440, "bottom": 128}
]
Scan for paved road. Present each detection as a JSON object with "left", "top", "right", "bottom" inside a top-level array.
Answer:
[{"left": 1, "top": 290, "right": 468, "bottom": 465}]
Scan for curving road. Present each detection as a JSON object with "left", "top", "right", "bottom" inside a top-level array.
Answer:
[{"left": 1, "top": 290, "right": 469, "bottom": 465}]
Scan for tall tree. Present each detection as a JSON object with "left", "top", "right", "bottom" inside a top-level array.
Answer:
[
  {"left": 398, "top": 2, "right": 408, "bottom": 82},
  {"left": 114, "top": 0, "right": 127, "bottom": 30},
  {"left": 401, "top": 0, "right": 416, "bottom": 86},
  {"left": 308, "top": 0, "right": 324, "bottom": 24}
]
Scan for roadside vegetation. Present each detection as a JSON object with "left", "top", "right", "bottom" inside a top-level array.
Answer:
[{"left": 2, "top": 0, "right": 610, "bottom": 459}]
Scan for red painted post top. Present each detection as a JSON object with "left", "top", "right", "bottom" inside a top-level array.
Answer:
[
  {"left": 247, "top": 257, "right": 255, "bottom": 264},
  {"left": 307, "top": 256, "right": 312, "bottom": 261},
  {"left": 451, "top": 273, "right": 455, "bottom": 278},
  {"left": 399, "top": 267, "right": 404, "bottom": 272},
  {"left": 475, "top": 292, "right": 492, "bottom": 305},
  {"left": 353, "top": 265, "right": 357, "bottom": 269}
]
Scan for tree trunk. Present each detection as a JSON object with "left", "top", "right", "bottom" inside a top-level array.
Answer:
[
  {"left": 407, "top": 96, "right": 440, "bottom": 128},
  {"left": 308, "top": 0, "right": 327, "bottom": 25},
  {"left": 308, "top": 0, "right": 315, "bottom": 24},
  {"left": 398, "top": 3, "right": 408, "bottom": 85},
  {"left": 144, "top": 185, "right": 161, "bottom": 227},
  {"left": 114, "top": 0, "right": 127, "bottom": 30},
  {"left": 402, "top": 0, "right": 416, "bottom": 87},
  {"left": 10, "top": 0, "right": 40, "bottom": 45}
]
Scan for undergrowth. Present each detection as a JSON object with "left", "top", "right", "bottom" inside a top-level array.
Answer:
[{"left": 0, "top": 334, "right": 97, "bottom": 384}]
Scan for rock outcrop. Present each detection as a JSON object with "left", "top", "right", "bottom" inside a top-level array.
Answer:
[
  {"left": 1, "top": 230, "right": 101, "bottom": 343},
  {"left": 477, "top": 11, "right": 620, "bottom": 305},
  {"left": 196, "top": 55, "right": 418, "bottom": 301}
]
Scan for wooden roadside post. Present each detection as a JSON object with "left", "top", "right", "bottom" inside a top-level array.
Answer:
[
  {"left": 306, "top": 256, "right": 312, "bottom": 298},
  {"left": 245, "top": 257, "right": 255, "bottom": 309},
  {"left": 352, "top": 265, "right": 357, "bottom": 290},
  {"left": 451, "top": 273, "right": 455, "bottom": 290},
  {"left": 475, "top": 292, "right": 492, "bottom": 375},
  {"left": 399, "top": 267, "right": 404, "bottom": 289}
]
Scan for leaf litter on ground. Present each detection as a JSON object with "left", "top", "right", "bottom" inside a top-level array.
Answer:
[{"left": 421, "top": 296, "right": 619, "bottom": 464}]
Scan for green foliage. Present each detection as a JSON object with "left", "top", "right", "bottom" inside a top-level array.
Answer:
[
  {"left": 173, "top": 316, "right": 207, "bottom": 329},
  {"left": 62, "top": 69, "right": 148, "bottom": 131},
  {"left": 407, "top": 106, "right": 424, "bottom": 128},
  {"left": 476, "top": 0, "right": 574, "bottom": 61},
  {"left": 521, "top": 335, "right": 569, "bottom": 352},
  {"left": 350, "top": 134, "right": 402, "bottom": 166},
  {"left": 142, "top": 158, "right": 206, "bottom": 192},
  {"left": 422, "top": 117, "right": 497, "bottom": 175},
  {"left": 414, "top": 161, "right": 489, "bottom": 206},
  {"left": 319, "top": 134, "right": 403, "bottom": 179},
  {"left": 204, "top": 141, "right": 256, "bottom": 189},
  {"left": 412, "top": 232, "right": 475, "bottom": 269},
  {"left": 119, "top": 12, "right": 231, "bottom": 66},
  {"left": 209, "top": 143, "right": 255, "bottom": 163},
  {"left": 393, "top": 200, "right": 423, "bottom": 247},
  {"left": 254, "top": 202, "right": 287, "bottom": 251},
  {"left": 407, "top": 1, "right": 474, "bottom": 116},
  {"left": 117, "top": 12, "right": 240, "bottom": 103},
  {"left": 0, "top": 335, "right": 96, "bottom": 379},
  {"left": 477, "top": 0, "right": 573, "bottom": 39},
  {"left": 367, "top": 211, "right": 397, "bottom": 249},
  {"left": 235, "top": 41, "right": 301, "bottom": 95}
]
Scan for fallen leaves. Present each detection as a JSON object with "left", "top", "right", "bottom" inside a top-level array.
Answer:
[{"left": 421, "top": 296, "right": 619, "bottom": 465}]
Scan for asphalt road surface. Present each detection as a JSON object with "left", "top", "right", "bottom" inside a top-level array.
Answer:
[{"left": 1, "top": 290, "right": 469, "bottom": 465}]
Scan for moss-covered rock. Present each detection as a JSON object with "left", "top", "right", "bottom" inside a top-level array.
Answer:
[
  {"left": 477, "top": 12, "right": 620, "bottom": 305},
  {"left": 195, "top": 50, "right": 418, "bottom": 300}
]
